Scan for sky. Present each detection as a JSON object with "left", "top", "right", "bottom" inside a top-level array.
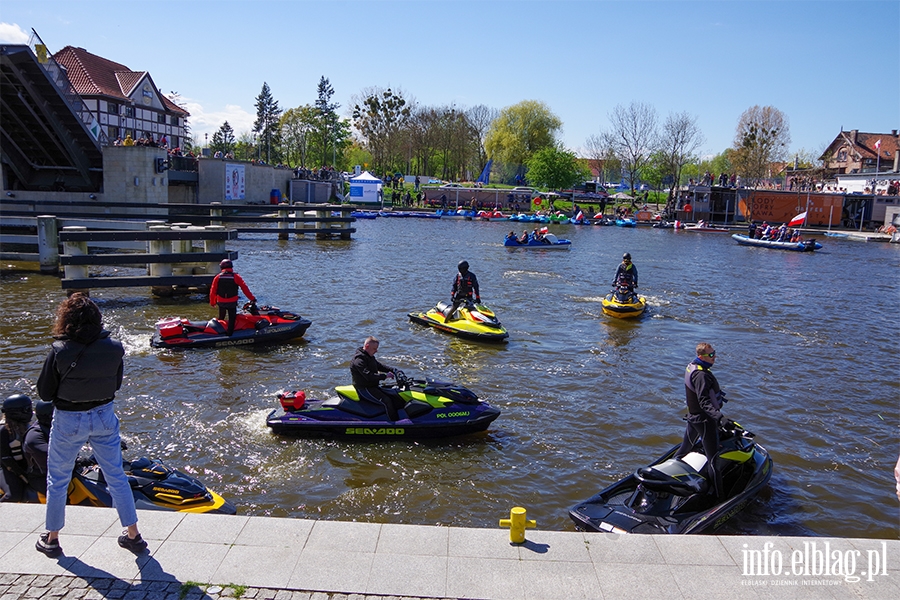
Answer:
[{"left": 1, "top": 0, "right": 897, "bottom": 160}]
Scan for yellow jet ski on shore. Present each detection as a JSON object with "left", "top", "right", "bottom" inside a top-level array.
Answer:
[{"left": 408, "top": 300, "right": 509, "bottom": 343}]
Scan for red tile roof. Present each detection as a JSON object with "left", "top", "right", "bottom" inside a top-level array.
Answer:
[{"left": 52, "top": 46, "right": 188, "bottom": 115}]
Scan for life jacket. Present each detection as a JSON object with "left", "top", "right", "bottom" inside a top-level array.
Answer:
[
  {"left": 213, "top": 271, "right": 239, "bottom": 303},
  {"left": 684, "top": 362, "right": 722, "bottom": 416},
  {"left": 454, "top": 273, "right": 475, "bottom": 299},
  {"left": 0, "top": 426, "right": 27, "bottom": 479}
]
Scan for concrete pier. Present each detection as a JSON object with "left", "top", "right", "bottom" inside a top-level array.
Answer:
[{"left": 0, "top": 504, "right": 896, "bottom": 599}]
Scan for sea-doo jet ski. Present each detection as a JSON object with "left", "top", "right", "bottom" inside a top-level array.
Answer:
[
  {"left": 266, "top": 371, "right": 501, "bottom": 439},
  {"left": 600, "top": 280, "right": 646, "bottom": 318},
  {"left": 151, "top": 302, "right": 311, "bottom": 349},
  {"left": 569, "top": 422, "right": 771, "bottom": 534},
  {"left": 408, "top": 300, "right": 508, "bottom": 342}
]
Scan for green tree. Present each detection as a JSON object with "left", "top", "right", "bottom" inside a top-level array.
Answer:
[
  {"left": 209, "top": 121, "right": 235, "bottom": 155},
  {"left": 280, "top": 105, "right": 318, "bottom": 168},
  {"left": 731, "top": 105, "right": 790, "bottom": 187},
  {"left": 641, "top": 150, "right": 669, "bottom": 194},
  {"left": 352, "top": 87, "right": 412, "bottom": 174},
  {"left": 525, "top": 146, "right": 589, "bottom": 191},
  {"left": 314, "top": 76, "right": 344, "bottom": 167},
  {"left": 253, "top": 82, "right": 282, "bottom": 164},
  {"left": 484, "top": 100, "right": 561, "bottom": 181}
]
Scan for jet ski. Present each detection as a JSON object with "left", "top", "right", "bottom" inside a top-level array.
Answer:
[
  {"left": 408, "top": 300, "right": 509, "bottom": 343},
  {"left": 600, "top": 281, "right": 646, "bottom": 318},
  {"left": 266, "top": 371, "right": 501, "bottom": 439},
  {"left": 151, "top": 302, "right": 311, "bottom": 349},
  {"left": 63, "top": 453, "right": 237, "bottom": 514},
  {"left": 569, "top": 422, "right": 772, "bottom": 534}
]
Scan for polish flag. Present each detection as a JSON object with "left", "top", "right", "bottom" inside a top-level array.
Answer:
[
  {"left": 575, "top": 210, "right": 584, "bottom": 221},
  {"left": 788, "top": 211, "right": 807, "bottom": 227},
  {"left": 875, "top": 139, "right": 882, "bottom": 151}
]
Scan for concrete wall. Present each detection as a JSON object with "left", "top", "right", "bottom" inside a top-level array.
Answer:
[
  {"left": 197, "top": 159, "right": 294, "bottom": 205},
  {"left": 102, "top": 146, "right": 168, "bottom": 206}
]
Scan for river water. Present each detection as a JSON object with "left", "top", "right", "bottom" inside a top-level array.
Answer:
[{"left": 1, "top": 217, "right": 897, "bottom": 539}]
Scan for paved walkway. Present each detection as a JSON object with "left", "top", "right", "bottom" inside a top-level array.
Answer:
[{"left": 0, "top": 503, "right": 897, "bottom": 599}]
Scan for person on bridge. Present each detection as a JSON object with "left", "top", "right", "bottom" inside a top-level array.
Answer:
[
  {"left": 675, "top": 343, "right": 733, "bottom": 498},
  {"left": 612, "top": 253, "right": 638, "bottom": 291},
  {"left": 446, "top": 261, "right": 481, "bottom": 321},
  {"left": 210, "top": 259, "right": 256, "bottom": 336},
  {"left": 350, "top": 337, "right": 409, "bottom": 423}
]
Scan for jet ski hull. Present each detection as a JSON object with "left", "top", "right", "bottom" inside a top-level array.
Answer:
[
  {"left": 408, "top": 302, "right": 508, "bottom": 343},
  {"left": 151, "top": 305, "right": 311, "bottom": 349},
  {"left": 570, "top": 430, "right": 772, "bottom": 534},
  {"left": 267, "top": 378, "right": 501, "bottom": 439},
  {"left": 601, "top": 294, "right": 646, "bottom": 318}
]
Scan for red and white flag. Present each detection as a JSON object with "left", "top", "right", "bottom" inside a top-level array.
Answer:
[
  {"left": 875, "top": 139, "right": 882, "bottom": 150},
  {"left": 788, "top": 211, "right": 807, "bottom": 227}
]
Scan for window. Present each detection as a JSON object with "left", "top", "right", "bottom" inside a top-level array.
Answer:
[
  {"left": 108, "top": 102, "right": 119, "bottom": 114},
  {"left": 157, "top": 112, "right": 166, "bottom": 124},
  {"left": 124, "top": 106, "right": 134, "bottom": 118},
  {"left": 170, "top": 115, "right": 179, "bottom": 126},
  {"left": 837, "top": 149, "right": 848, "bottom": 161}
]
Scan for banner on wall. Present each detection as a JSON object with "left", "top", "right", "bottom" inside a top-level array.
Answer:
[{"left": 225, "top": 164, "right": 245, "bottom": 200}]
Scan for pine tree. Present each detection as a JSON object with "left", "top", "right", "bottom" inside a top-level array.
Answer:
[{"left": 253, "top": 82, "right": 282, "bottom": 163}]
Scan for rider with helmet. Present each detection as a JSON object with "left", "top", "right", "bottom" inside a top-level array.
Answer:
[
  {"left": 0, "top": 394, "right": 33, "bottom": 502},
  {"left": 23, "top": 400, "right": 54, "bottom": 497},
  {"left": 612, "top": 253, "right": 638, "bottom": 293},
  {"left": 446, "top": 261, "right": 481, "bottom": 321},
  {"left": 209, "top": 259, "right": 256, "bottom": 336}
]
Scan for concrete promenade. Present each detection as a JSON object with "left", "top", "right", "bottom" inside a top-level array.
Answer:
[{"left": 0, "top": 503, "right": 897, "bottom": 600}]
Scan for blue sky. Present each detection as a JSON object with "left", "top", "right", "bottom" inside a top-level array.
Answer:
[{"left": 1, "top": 0, "right": 897, "bottom": 160}]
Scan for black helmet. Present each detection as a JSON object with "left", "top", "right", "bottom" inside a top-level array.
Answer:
[
  {"left": 219, "top": 259, "right": 233, "bottom": 270},
  {"left": 34, "top": 401, "right": 54, "bottom": 426},
  {"left": 2, "top": 394, "right": 33, "bottom": 422},
  {"left": 623, "top": 253, "right": 632, "bottom": 260},
  {"left": 458, "top": 260, "right": 469, "bottom": 273}
]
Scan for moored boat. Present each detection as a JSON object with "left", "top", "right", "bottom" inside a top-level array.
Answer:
[
  {"left": 731, "top": 234, "right": 822, "bottom": 252},
  {"left": 504, "top": 232, "right": 571, "bottom": 249}
]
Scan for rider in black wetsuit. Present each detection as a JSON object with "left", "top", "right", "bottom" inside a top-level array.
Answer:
[
  {"left": 350, "top": 337, "right": 408, "bottom": 423},
  {"left": 446, "top": 261, "right": 480, "bottom": 321},
  {"left": 675, "top": 343, "right": 733, "bottom": 497},
  {"left": 612, "top": 253, "right": 638, "bottom": 291}
]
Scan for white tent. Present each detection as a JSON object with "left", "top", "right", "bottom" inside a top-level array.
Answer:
[{"left": 348, "top": 171, "right": 383, "bottom": 204}]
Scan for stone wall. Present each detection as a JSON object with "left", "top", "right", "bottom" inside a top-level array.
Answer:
[{"left": 101, "top": 146, "right": 168, "bottom": 205}]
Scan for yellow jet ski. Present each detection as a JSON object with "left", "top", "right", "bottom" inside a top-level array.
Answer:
[
  {"left": 408, "top": 300, "right": 509, "bottom": 342},
  {"left": 601, "top": 282, "right": 646, "bottom": 319}
]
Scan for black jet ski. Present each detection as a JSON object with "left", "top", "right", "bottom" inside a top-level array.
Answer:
[
  {"left": 64, "top": 452, "right": 237, "bottom": 514},
  {"left": 151, "top": 302, "right": 311, "bottom": 349},
  {"left": 266, "top": 371, "right": 501, "bottom": 439},
  {"left": 569, "top": 422, "right": 772, "bottom": 534}
]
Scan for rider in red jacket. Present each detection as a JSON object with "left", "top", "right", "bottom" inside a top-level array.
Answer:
[{"left": 209, "top": 260, "right": 256, "bottom": 335}]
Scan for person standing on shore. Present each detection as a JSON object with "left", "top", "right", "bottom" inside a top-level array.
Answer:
[{"left": 35, "top": 293, "right": 147, "bottom": 557}]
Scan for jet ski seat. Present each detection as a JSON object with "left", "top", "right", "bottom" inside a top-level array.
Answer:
[
  {"left": 635, "top": 452, "right": 709, "bottom": 496},
  {"left": 206, "top": 319, "right": 227, "bottom": 335}
]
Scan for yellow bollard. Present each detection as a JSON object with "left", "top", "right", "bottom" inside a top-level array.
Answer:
[{"left": 499, "top": 506, "right": 536, "bottom": 544}]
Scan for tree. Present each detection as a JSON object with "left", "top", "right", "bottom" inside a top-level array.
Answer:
[
  {"left": 209, "top": 121, "right": 235, "bottom": 155},
  {"left": 166, "top": 91, "right": 192, "bottom": 151},
  {"left": 280, "top": 105, "right": 318, "bottom": 168},
  {"left": 731, "top": 105, "right": 790, "bottom": 187},
  {"left": 525, "top": 146, "right": 589, "bottom": 191},
  {"left": 600, "top": 101, "right": 658, "bottom": 197},
  {"left": 314, "top": 77, "right": 343, "bottom": 167},
  {"left": 466, "top": 104, "right": 499, "bottom": 173},
  {"left": 253, "top": 82, "right": 282, "bottom": 163},
  {"left": 484, "top": 100, "right": 561, "bottom": 182},
  {"left": 658, "top": 111, "right": 703, "bottom": 214},
  {"left": 352, "top": 87, "right": 412, "bottom": 174},
  {"left": 584, "top": 133, "right": 622, "bottom": 186}
]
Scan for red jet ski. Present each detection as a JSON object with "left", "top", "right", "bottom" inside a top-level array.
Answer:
[{"left": 151, "top": 302, "right": 311, "bottom": 349}]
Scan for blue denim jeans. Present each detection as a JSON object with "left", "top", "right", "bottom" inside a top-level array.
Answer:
[{"left": 45, "top": 402, "right": 138, "bottom": 532}]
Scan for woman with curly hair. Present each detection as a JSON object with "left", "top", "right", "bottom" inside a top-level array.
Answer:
[{"left": 35, "top": 293, "right": 146, "bottom": 557}]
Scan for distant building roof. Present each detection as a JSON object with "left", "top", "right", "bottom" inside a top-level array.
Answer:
[
  {"left": 53, "top": 45, "right": 188, "bottom": 115},
  {"left": 821, "top": 129, "right": 898, "bottom": 163}
]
